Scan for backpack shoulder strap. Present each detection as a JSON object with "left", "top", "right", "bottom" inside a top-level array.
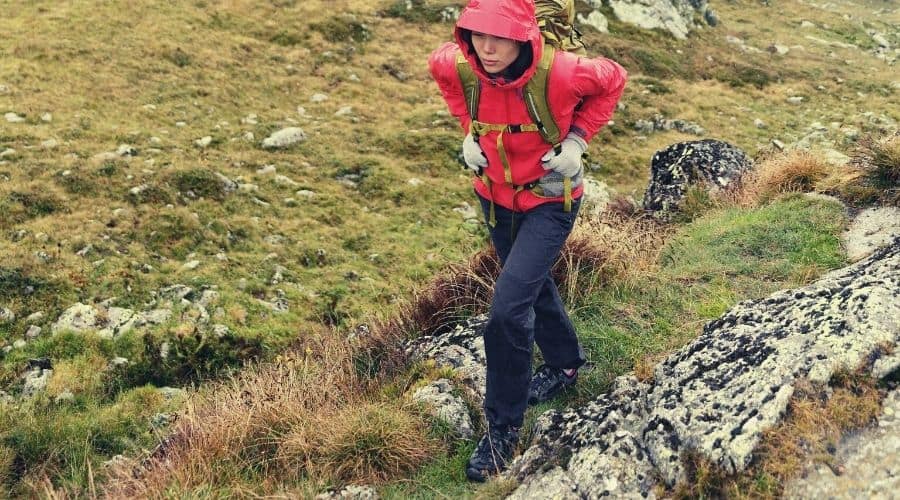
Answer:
[
  {"left": 455, "top": 52, "right": 480, "bottom": 125},
  {"left": 524, "top": 44, "right": 561, "bottom": 150}
]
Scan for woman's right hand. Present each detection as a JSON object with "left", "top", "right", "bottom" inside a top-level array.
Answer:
[{"left": 462, "top": 133, "right": 488, "bottom": 174}]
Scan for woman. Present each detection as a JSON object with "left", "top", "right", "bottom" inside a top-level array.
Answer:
[{"left": 428, "top": 0, "right": 626, "bottom": 481}]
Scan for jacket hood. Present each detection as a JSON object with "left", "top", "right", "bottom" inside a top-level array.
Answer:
[{"left": 454, "top": 0, "right": 543, "bottom": 89}]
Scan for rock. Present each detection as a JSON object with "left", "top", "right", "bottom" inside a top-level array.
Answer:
[
  {"left": 315, "top": 485, "right": 378, "bottom": 500},
  {"left": 41, "top": 139, "right": 58, "bottom": 149},
  {"left": 25, "top": 325, "right": 42, "bottom": 339},
  {"left": 821, "top": 148, "right": 850, "bottom": 166},
  {"left": 215, "top": 172, "right": 238, "bottom": 194},
  {"left": 407, "top": 177, "right": 424, "bottom": 186},
  {"left": 787, "top": 96, "right": 805, "bottom": 104},
  {"left": 194, "top": 136, "right": 213, "bottom": 148},
  {"left": 52, "top": 303, "right": 98, "bottom": 334},
  {"left": 241, "top": 114, "right": 258, "bottom": 125},
  {"left": 641, "top": 140, "right": 753, "bottom": 217},
  {"left": 507, "top": 241, "right": 900, "bottom": 494},
  {"left": 4, "top": 112, "right": 25, "bottom": 123},
  {"left": 274, "top": 174, "right": 299, "bottom": 187},
  {"left": 772, "top": 139, "right": 786, "bottom": 150},
  {"left": 25, "top": 311, "right": 44, "bottom": 323},
  {"left": 634, "top": 115, "right": 705, "bottom": 136},
  {"left": 116, "top": 144, "right": 137, "bottom": 157},
  {"left": 0, "top": 307, "right": 14, "bottom": 323},
  {"left": 256, "top": 164, "right": 277, "bottom": 176},
  {"left": 22, "top": 366, "right": 53, "bottom": 398},
  {"left": 605, "top": 0, "right": 709, "bottom": 40},
  {"left": 768, "top": 44, "right": 790, "bottom": 55},
  {"left": 243, "top": 131, "right": 255, "bottom": 141},
  {"left": 577, "top": 11, "right": 609, "bottom": 33},
  {"left": 261, "top": 127, "right": 306, "bottom": 149},
  {"left": 579, "top": 176, "right": 612, "bottom": 218},
  {"left": 801, "top": 20, "right": 815, "bottom": 28},
  {"left": 785, "top": 388, "right": 900, "bottom": 499},
  {"left": 334, "top": 106, "right": 354, "bottom": 117},
  {"left": 310, "top": 93, "right": 328, "bottom": 103},
  {"left": 842, "top": 207, "right": 900, "bottom": 262},
  {"left": 405, "top": 316, "right": 488, "bottom": 403},
  {"left": 296, "top": 189, "right": 316, "bottom": 199},
  {"left": 453, "top": 201, "right": 479, "bottom": 221},
  {"left": 412, "top": 379, "right": 475, "bottom": 439},
  {"left": 181, "top": 260, "right": 201, "bottom": 271},
  {"left": 754, "top": 118, "right": 766, "bottom": 129}
]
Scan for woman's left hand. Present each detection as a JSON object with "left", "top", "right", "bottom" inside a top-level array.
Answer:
[{"left": 541, "top": 133, "right": 588, "bottom": 178}]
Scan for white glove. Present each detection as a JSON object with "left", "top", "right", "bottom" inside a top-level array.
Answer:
[
  {"left": 541, "top": 133, "right": 588, "bottom": 178},
  {"left": 462, "top": 133, "right": 487, "bottom": 173}
]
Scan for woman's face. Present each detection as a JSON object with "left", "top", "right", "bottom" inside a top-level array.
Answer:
[{"left": 470, "top": 32, "right": 521, "bottom": 75}]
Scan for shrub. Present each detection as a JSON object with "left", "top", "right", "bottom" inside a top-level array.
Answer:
[{"left": 737, "top": 150, "right": 835, "bottom": 206}]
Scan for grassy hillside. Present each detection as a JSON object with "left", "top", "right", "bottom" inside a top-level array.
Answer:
[{"left": 1, "top": 0, "right": 897, "bottom": 497}]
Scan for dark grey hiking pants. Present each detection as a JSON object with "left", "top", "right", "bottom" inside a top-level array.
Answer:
[{"left": 477, "top": 193, "right": 586, "bottom": 429}]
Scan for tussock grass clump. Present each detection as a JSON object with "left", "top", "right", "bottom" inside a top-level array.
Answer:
[
  {"left": 735, "top": 150, "right": 838, "bottom": 206},
  {"left": 282, "top": 402, "right": 436, "bottom": 483},
  {"left": 671, "top": 370, "right": 884, "bottom": 499},
  {"left": 849, "top": 132, "right": 900, "bottom": 205}
]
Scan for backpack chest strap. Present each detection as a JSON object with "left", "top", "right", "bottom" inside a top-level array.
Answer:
[{"left": 471, "top": 120, "right": 540, "bottom": 185}]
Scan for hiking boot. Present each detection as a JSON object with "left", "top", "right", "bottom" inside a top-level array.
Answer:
[
  {"left": 528, "top": 364, "right": 577, "bottom": 406},
  {"left": 465, "top": 425, "right": 519, "bottom": 482}
]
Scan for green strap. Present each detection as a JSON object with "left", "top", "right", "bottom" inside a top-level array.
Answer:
[
  {"left": 563, "top": 176, "right": 572, "bottom": 212},
  {"left": 523, "top": 45, "right": 561, "bottom": 147}
]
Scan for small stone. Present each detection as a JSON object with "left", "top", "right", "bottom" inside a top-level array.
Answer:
[
  {"left": 41, "top": 139, "right": 59, "bottom": 149},
  {"left": 754, "top": 118, "right": 766, "bottom": 129},
  {"left": 241, "top": 114, "right": 258, "bottom": 125},
  {"left": 40, "top": 113, "right": 52, "bottom": 122},
  {"left": 296, "top": 189, "right": 316, "bottom": 199},
  {"left": 54, "top": 391, "right": 75, "bottom": 403},
  {"left": 194, "top": 136, "right": 213, "bottom": 148},
  {"left": 0, "top": 148, "right": 15, "bottom": 158},
  {"left": 772, "top": 139, "right": 785, "bottom": 150},
  {"left": 408, "top": 178, "right": 423, "bottom": 186},
  {"left": 181, "top": 260, "right": 201, "bottom": 270},
  {"left": 242, "top": 131, "right": 255, "bottom": 141},
  {"left": 4, "top": 112, "right": 25, "bottom": 123},
  {"left": 296, "top": 106, "right": 307, "bottom": 116},
  {"left": 786, "top": 96, "right": 804, "bottom": 104},
  {"left": 0, "top": 307, "right": 15, "bottom": 323},
  {"left": 25, "top": 326, "right": 42, "bottom": 339},
  {"left": 110, "top": 357, "right": 129, "bottom": 366},
  {"left": 25, "top": 311, "right": 45, "bottom": 323},
  {"left": 334, "top": 106, "right": 354, "bottom": 117},
  {"left": 13, "top": 339, "right": 27, "bottom": 349},
  {"left": 175, "top": 121, "right": 187, "bottom": 127},
  {"left": 310, "top": 93, "right": 328, "bottom": 103},
  {"left": 801, "top": 20, "right": 815, "bottom": 28},
  {"left": 256, "top": 164, "right": 277, "bottom": 175},
  {"left": 261, "top": 127, "right": 306, "bottom": 149}
]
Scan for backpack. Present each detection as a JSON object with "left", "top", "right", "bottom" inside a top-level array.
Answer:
[{"left": 455, "top": 0, "right": 586, "bottom": 219}]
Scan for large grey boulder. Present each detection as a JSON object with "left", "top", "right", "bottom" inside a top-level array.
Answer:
[
  {"left": 642, "top": 140, "right": 753, "bottom": 217},
  {"left": 52, "top": 303, "right": 172, "bottom": 338},
  {"left": 505, "top": 239, "right": 899, "bottom": 496},
  {"left": 597, "top": 0, "right": 717, "bottom": 40}
]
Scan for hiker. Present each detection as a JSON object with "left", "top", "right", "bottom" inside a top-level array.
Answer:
[{"left": 428, "top": 0, "right": 627, "bottom": 482}]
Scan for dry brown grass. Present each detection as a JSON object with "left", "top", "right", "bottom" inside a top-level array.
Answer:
[
  {"left": 734, "top": 150, "right": 842, "bottom": 207},
  {"left": 556, "top": 208, "right": 669, "bottom": 308},
  {"left": 101, "top": 333, "right": 418, "bottom": 497},
  {"left": 850, "top": 132, "right": 900, "bottom": 205},
  {"left": 671, "top": 370, "right": 885, "bottom": 499}
]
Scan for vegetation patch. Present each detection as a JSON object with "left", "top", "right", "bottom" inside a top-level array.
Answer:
[
  {"left": 379, "top": 0, "right": 459, "bottom": 24},
  {"left": 311, "top": 14, "right": 372, "bottom": 43},
  {"left": 169, "top": 168, "right": 230, "bottom": 201}
]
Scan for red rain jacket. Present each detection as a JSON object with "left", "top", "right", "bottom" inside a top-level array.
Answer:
[{"left": 429, "top": 0, "right": 627, "bottom": 212}]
